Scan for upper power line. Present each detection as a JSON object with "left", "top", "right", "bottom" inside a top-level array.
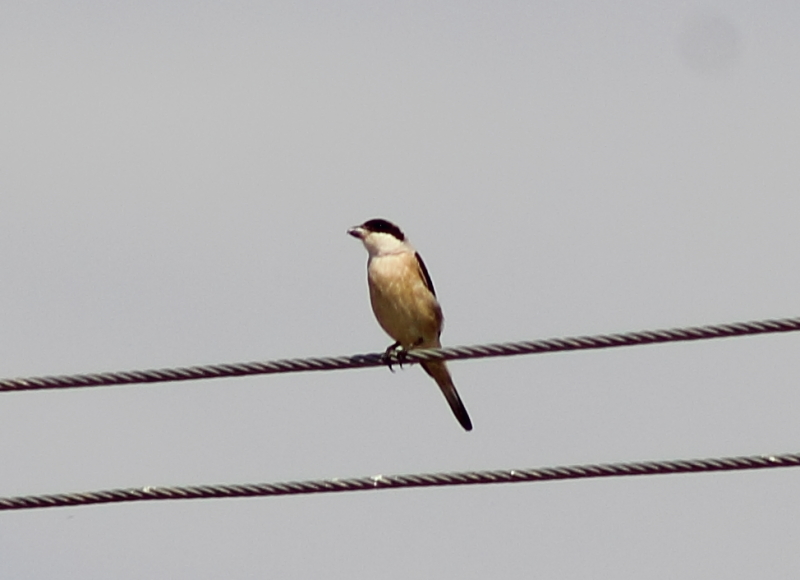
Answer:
[{"left": 1, "top": 316, "right": 799, "bottom": 393}]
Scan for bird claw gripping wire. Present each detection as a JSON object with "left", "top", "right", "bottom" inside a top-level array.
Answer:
[{"left": 381, "top": 342, "right": 408, "bottom": 372}]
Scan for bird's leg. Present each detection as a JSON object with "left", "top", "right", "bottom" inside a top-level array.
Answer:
[
  {"left": 381, "top": 341, "right": 404, "bottom": 372},
  {"left": 403, "top": 337, "right": 430, "bottom": 367},
  {"left": 395, "top": 337, "right": 427, "bottom": 368}
]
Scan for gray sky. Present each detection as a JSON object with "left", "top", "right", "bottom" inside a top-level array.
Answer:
[{"left": 2, "top": 1, "right": 800, "bottom": 578}]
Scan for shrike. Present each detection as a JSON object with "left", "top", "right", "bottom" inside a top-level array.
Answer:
[{"left": 348, "top": 218, "right": 473, "bottom": 431}]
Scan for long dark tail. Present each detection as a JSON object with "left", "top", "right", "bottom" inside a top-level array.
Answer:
[{"left": 421, "top": 361, "right": 473, "bottom": 431}]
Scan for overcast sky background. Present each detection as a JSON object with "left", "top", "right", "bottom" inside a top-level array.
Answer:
[{"left": 2, "top": 1, "right": 800, "bottom": 578}]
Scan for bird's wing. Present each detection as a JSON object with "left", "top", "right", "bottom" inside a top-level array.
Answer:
[{"left": 414, "top": 252, "right": 436, "bottom": 297}]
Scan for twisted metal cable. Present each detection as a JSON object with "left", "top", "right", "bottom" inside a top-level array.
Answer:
[
  {"left": 1, "top": 316, "right": 799, "bottom": 393},
  {"left": 1, "top": 451, "right": 798, "bottom": 511}
]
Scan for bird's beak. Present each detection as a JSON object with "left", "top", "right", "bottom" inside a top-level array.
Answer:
[{"left": 347, "top": 226, "right": 365, "bottom": 239}]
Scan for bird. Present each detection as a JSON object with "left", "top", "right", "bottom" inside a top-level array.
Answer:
[{"left": 347, "top": 218, "right": 473, "bottom": 431}]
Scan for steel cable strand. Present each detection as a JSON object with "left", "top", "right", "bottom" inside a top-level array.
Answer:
[
  {"left": 1, "top": 316, "right": 799, "bottom": 393},
  {"left": 1, "top": 452, "right": 798, "bottom": 511}
]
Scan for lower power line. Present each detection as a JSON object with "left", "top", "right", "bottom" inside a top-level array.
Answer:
[{"left": 2, "top": 451, "right": 798, "bottom": 511}]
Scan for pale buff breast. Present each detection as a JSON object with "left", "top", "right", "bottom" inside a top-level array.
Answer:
[{"left": 367, "top": 252, "right": 443, "bottom": 348}]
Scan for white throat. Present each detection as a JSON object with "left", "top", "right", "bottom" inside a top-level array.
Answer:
[{"left": 362, "top": 232, "right": 413, "bottom": 258}]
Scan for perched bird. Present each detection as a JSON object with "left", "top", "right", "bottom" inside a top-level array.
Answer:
[{"left": 347, "top": 218, "right": 473, "bottom": 431}]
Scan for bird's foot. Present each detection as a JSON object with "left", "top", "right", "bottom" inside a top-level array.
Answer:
[{"left": 381, "top": 342, "right": 407, "bottom": 372}]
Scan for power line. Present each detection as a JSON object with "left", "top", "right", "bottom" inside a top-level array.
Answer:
[
  {"left": 1, "top": 316, "right": 799, "bottom": 393},
  {"left": 2, "top": 451, "right": 797, "bottom": 511}
]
